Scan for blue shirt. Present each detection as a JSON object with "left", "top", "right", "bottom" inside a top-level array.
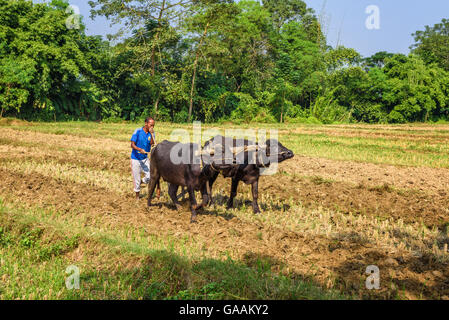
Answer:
[{"left": 130, "top": 127, "right": 155, "bottom": 160}]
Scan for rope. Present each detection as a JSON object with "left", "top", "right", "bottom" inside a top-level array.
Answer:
[
  {"left": 138, "top": 143, "right": 158, "bottom": 155},
  {"left": 144, "top": 146, "right": 288, "bottom": 168}
]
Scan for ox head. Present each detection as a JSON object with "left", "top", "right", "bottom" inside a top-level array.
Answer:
[{"left": 259, "top": 139, "right": 294, "bottom": 166}]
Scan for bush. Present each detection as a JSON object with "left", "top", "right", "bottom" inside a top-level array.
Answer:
[
  {"left": 285, "top": 115, "right": 322, "bottom": 124},
  {"left": 229, "top": 93, "right": 278, "bottom": 123},
  {"left": 154, "top": 107, "right": 172, "bottom": 122},
  {"left": 387, "top": 110, "right": 407, "bottom": 124},
  {"left": 102, "top": 116, "right": 126, "bottom": 123},
  {"left": 310, "top": 90, "right": 352, "bottom": 124},
  {"left": 352, "top": 103, "right": 388, "bottom": 123},
  {"left": 252, "top": 109, "right": 277, "bottom": 123},
  {"left": 173, "top": 108, "right": 189, "bottom": 123},
  {"left": 230, "top": 93, "right": 260, "bottom": 123}
]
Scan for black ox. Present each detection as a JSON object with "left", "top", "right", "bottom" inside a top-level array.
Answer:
[
  {"left": 202, "top": 135, "right": 294, "bottom": 214},
  {"left": 147, "top": 140, "right": 211, "bottom": 223}
]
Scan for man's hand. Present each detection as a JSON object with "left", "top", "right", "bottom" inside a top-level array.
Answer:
[
  {"left": 149, "top": 129, "right": 156, "bottom": 145},
  {"left": 131, "top": 141, "right": 148, "bottom": 154}
]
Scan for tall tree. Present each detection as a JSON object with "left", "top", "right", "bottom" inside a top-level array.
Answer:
[
  {"left": 0, "top": 0, "right": 98, "bottom": 119},
  {"left": 363, "top": 51, "right": 394, "bottom": 70},
  {"left": 411, "top": 18, "right": 449, "bottom": 71},
  {"left": 382, "top": 54, "right": 449, "bottom": 122},
  {"left": 89, "top": 0, "right": 195, "bottom": 115},
  {"left": 216, "top": 0, "right": 275, "bottom": 95},
  {"left": 262, "top": 0, "right": 324, "bottom": 46},
  {"left": 270, "top": 20, "right": 324, "bottom": 119},
  {"left": 262, "top": 0, "right": 307, "bottom": 30},
  {"left": 185, "top": 0, "right": 237, "bottom": 122}
]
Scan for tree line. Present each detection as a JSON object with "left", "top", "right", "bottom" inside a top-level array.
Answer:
[{"left": 1, "top": 0, "right": 448, "bottom": 123}]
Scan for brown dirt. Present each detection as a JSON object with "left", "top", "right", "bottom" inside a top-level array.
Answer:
[
  {"left": 2, "top": 130, "right": 449, "bottom": 228},
  {"left": 1, "top": 126, "right": 449, "bottom": 299},
  {"left": 264, "top": 174, "right": 449, "bottom": 228},
  {"left": 282, "top": 156, "right": 449, "bottom": 196},
  {"left": 0, "top": 128, "right": 126, "bottom": 153},
  {"left": 287, "top": 128, "right": 449, "bottom": 143},
  {"left": 0, "top": 145, "right": 130, "bottom": 175},
  {"left": 1, "top": 167, "right": 448, "bottom": 299},
  {"left": 326, "top": 124, "right": 449, "bottom": 131},
  {"left": 0, "top": 118, "right": 32, "bottom": 127},
  {"left": 5, "top": 146, "right": 449, "bottom": 229},
  {"left": 208, "top": 156, "right": 449, "bottom": 228}
]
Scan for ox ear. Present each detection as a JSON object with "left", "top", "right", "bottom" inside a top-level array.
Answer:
[
  {"left": 264, "top": 139, "right": 271, "bottom": 147},
  {"left": 264, "top": 139, "right": 280, "bottom": 158},
  {"left": 264, "top": 139, "right": 271, "bottom": 154}
]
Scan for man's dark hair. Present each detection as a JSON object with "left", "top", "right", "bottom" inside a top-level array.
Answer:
[{"left": 145, "top": 117, "right": 154, "bottom": 123}]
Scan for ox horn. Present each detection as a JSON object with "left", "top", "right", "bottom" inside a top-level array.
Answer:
[
  {"left": 194, "top": 146, "right": 216, "bottom": 157},
  {"left": 230, "top": 144, "right": 264, "bottom": 154}
]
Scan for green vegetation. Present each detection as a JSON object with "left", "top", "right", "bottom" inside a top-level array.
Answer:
[
  {"left": 0, "top": 199, "right": 346, "bottom": 300},
  {"left": 1, "top": 0, "right": 448, "bottom": 123}
]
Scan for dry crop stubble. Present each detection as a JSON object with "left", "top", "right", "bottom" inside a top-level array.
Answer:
[{"left": 0, "top": 123, "right": 449, "bottom": 299}]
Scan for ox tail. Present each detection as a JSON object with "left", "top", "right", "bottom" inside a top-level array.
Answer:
[
  {"left": 206, "top": 180, "right": 211, "bottom": 200},
  {"left": 155, "top": 179, "right": 161, "bottom": 199}
]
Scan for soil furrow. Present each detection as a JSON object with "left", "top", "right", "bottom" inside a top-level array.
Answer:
[{"left": 1, "top": 168, "right": 448, "bottom": 299}]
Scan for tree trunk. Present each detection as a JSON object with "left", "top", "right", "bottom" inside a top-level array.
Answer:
[
  {"left": 188, "top": 22, "right": 210, "bottom": 123},
  {"left": 79, "top": 97, "right": 83, "bottom": 118},
  {"left": 236, "top": 82, "right": 242, "bottom": 92},
  {"left": 151, "top": 33, "right": 159, "bottom": 76},
  {"left": 150, "top": 0, "right": 165, "bottom": 76},
  {"left": 281, "top": 90, "right": 285, "bottom": 123},
  {"left": 154, "top": 95, "right": 160, "bottom": 116},
  {"left": 148, "top": 0, "right": 165, "bottom": 119},
  {"left": 2, "top": 84, "right": 11, "bottom": 118}
]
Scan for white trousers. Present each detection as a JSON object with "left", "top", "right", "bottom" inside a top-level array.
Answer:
[{"left": 131, "top": 158, "right": 151, "bottom": 193}]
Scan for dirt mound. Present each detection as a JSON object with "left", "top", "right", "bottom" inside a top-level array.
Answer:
[
  {"left": 282, "top": 156, "right": 449, "bottom": 194},
  {"left": 259, "top": 174, "right": 449, "bottom": 228},
  {"left": 0, "top": 118, "right": 32, "bottom": 127}
]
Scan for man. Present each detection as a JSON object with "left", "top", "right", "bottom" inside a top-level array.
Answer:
[{"left": 130, "top": 117, "right": 159, "bottom": 199}]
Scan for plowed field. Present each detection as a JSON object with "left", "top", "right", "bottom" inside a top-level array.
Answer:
[{"left": 1, "top": 120, "right": 448, "bottom": 300}]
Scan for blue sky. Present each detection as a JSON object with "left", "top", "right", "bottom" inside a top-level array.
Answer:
[
  {"left": 65, "top": 0, "right": 449, "bottom": 58},
  {"left": 305, "top": 0, "right": 449, "bottom": 57}
]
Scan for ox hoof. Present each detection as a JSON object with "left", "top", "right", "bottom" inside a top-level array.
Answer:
[
  {"left": 175, "top": 204, "right": 183, "bottom": 211},
  {"left": 190, "top": 211, "right": 198, "bottom": 223},
  {"left": 193, "top": 204, "right": 204, "bottom": 211}
]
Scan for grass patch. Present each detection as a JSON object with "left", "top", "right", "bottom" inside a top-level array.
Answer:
[
  {"left": 3, "top": 121, "right": 449, "bottom": 168},
  {"left": 0, "top": 199, "right": 347, "bottom": 300}
]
